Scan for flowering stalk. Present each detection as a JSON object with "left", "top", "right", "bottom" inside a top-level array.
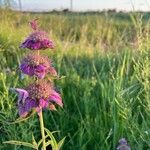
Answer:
[
  {"left": 4, "top": 19, "right": 65, "bottom": 150},
  {"left": 39, "top": 111, "right": 46, "bottom": 150},
  {"left": 37, "top": 48, "right": 46, "bottom": 150}
]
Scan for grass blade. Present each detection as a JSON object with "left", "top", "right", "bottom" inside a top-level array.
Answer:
[{"left": 3, "top": 140, "right": 35, "bottom": 149}]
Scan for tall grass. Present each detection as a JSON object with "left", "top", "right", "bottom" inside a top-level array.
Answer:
[{"left": 0, "top": 9, "right": 150, "bottom": 149}]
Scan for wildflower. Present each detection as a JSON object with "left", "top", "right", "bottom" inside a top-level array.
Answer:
[
  {"left": 20, "top": 53, "right": 57, "bottom": 79},
  {"left": 116, "top": 138, "right": 131, "bottom": 150},
  {"left": 20, "top": 19, "right": 54, "bottom": 50},
  {"left": 20, "top": 31, "right": 55, "bottom": 50},
  {"left": 7, "top": 19, "right": 65, "bottom": 150},
  {"left": 13, "top": 80, "right": 63, "bottom": 117}
]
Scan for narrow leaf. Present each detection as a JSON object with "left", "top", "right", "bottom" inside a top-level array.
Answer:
[
  {"left": 38, "top": 135, "right": 49, "bottom": 147},
  {"left": 3, "top": 140, "right": 35, "bottom": 149},
  {"left": 6, "top": 110, "right": 35, "bottom": 124},
  {"left": 58, "top": 137, "right": 66, "bottom": 149},
  {"left": 44, "top": 128, "right": 58, "bottom": 150},
  {"left": 32, "top": 134, "right": 38, "bottom": 150},
  {"left": 45, "top": 140, "right": 52, "bottom": 147}
]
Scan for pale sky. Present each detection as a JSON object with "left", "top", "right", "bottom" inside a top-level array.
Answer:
[{"left": 15, "top": 0, "right": 150, "bottom": 12}]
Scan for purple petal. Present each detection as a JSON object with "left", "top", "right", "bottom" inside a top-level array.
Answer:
[
  {"left": 34, "top": 65, "right": 46, "bottom": 79},
  {"left": 42, "top": 39, "right": 55, "bottom": 49},
  {"left": 31, "top": 41, "right": 41, "bottom": 50},
  {"left": 12, "top": 88, "right": 29, "bottom": 104},
  {"left": 20, "top": 38, "right": 55, "bottom": 50},
  {"left": 49, "top": 90, "right": 63, "bottom": 107},
  {"left": 25, "top": 98, "right": 38, "bottom": 111},
  {"left": 18, "top": 105, "right": 28, "bottom": 117},
  {"left": 11, "top": 88, "right": 29, "bottom": 117},
  {"left": 18, "top": 98, "right": 38, "bottom": 117},
  {"left": 20, "top": 39, "right": 41, "bottom": 50},
  {"left": 20, "top": 63, "right": 34, "bottom": 76},
  {"left": 20, "top": 39, "right": 31, "bottom": 49}
]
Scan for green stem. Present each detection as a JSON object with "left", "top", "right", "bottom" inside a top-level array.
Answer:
[{"left": 39, "top": 111, "right": 46, "bottom": 150}]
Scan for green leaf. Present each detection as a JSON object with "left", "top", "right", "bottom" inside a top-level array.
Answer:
[
  {"left": 38, "top": 131, "right": 59, "bottom": 147},
  {"left": 6, "top": 110, "right": 35, "bottom": 124},
  {"left": 37, "top": 135, "right": 49, "bottom": 147},
  {"left": 58, "top": 137, "right": 66, "bottom": 149},
  {"left": 57, "top": 76, "right": 66, "bottom": 80},
  {"left": 47, "top": 75, "right": 66, "bottom": 81},
  {"left": 3, "top": 140, "right": 35, "bottom": 149},
  {"left": 32, "top": 134, "right": 38, "bottom": 150},
  {"left": 45, "top": 140, "right": 52, "bottom": 147},
  {"left": 51, "top": 131, "right": 60, "bottom": 134},
  {"left": 44, "top": 128, "right": 58, "bottom": 150}
]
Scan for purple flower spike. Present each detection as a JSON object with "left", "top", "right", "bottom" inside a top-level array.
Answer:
[
  {"left": 49, "top": 90, "right": 63, "bottom": 107},
  {"left": 12, "top": 20, "right": 64, "bottom": 120},
  {"left": 20, "top": 53, "right": 57, "bottom": 79},
  {"left": 20, "top": 31, "right": 55, "bottom": 50}
]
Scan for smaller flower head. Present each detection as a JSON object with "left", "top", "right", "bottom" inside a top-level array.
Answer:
[
  {"left": 20, "top": 53, "right": 57, "bottom": 79},
  {"left": 20, "top": 31, "right": 55, "bottom": 50},
  {"left": 117, "top": 138, "right": 131, "bottom": 150},
  {"left": 13, "top": 80, "right": 63, "bottom": 117},
  {"left": 20, "top": 19, "right": 55, "bottom": 50}
]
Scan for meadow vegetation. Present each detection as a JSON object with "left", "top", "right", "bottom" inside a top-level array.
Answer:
[{"left": 0, "top": 9, "right": 150, "bottom": 149}]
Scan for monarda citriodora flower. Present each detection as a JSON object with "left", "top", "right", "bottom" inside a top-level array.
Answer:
[
  {"left": 6, "top": 19, "right": 65, "bottom": 150},
  {"left": 13, "top": 80, "right": 63, "bottom": 117},
  {"left": 20, "top": 19, "right": 55, "bottom": 50},
  {"left": 20, "top": 53, "right": 57, "bottom": 79},
  {"left": 20, "top": 31, "right": 55, "bottom": 50}
]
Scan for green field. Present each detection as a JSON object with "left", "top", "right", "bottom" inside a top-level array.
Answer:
[{"left": 0, "top": 9, "right": 150, "bottom": 150}]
